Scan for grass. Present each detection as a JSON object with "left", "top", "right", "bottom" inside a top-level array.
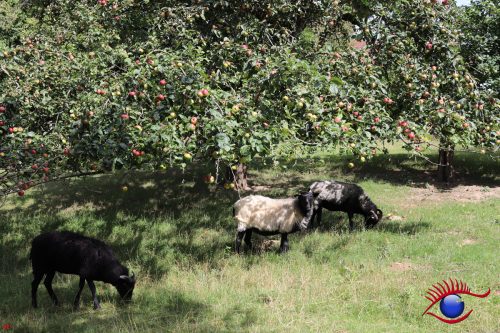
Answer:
[{"left": 0, "top": 147, "right": 499, "bottom": 333}]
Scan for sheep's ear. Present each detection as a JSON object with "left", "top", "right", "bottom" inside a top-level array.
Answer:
[{"left": 376, "top": 209, "right": 383, "bottom": 219}]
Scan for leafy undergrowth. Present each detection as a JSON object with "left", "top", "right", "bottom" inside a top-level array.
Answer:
[{"left": 1, "top": 150, "right": 499, "bottom": 333}]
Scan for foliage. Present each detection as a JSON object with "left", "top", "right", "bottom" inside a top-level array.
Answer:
[
  {"left": 0, "top": 0, "right": 498, "bottom": 197},
  {"left": 458, "top": 0, "right": 500, "bottom": 94},
  {"left": 356, "top": 0, "right": 499, "bottom": 152}
]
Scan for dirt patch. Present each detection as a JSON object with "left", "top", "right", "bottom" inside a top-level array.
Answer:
[
  {"left": 460, "top": 238, "right": 478, "bottom": 246},
  {"left": 254, "top": 239, "right": 279, "bottom": 253},
  {"left": 389, "top": 262, "right": 431, "bottom": 272},
  {"left": 406, "top": 185, "right": 500, "bottom": 207},
  {"left": 385, "top": 214, "right": 405, "bottom": 221},
  {"left": 249, "top": 185, "right": 272, "bottom": 192}
]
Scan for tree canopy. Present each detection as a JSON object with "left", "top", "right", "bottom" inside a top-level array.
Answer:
[{"left": 1, "top": 0, "right": 498, "bottom": 197}]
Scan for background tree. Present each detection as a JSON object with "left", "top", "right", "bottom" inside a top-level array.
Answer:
[
  {"left": 350, "top": 0, "right": 498, "bottom": 181},
  {"left": 1, "top": 0, "right": 498, "bottom": 199}
]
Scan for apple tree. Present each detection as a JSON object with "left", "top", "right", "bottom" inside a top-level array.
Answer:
[
  {"left": 352, "top": 0, "right": 499, "bottom": 181},
  {"left": 0, "top": 0, "right": 390, "bottom": 196}
]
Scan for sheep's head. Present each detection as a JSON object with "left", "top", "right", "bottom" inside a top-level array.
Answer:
[
  {"left": 115, "top": 272, "right": 136, "bottom": 301},
  {"left": 365, "top": 208, "right": 383, "bottom": 228},
  {"left": 297, "top": 191, "right": 315, "bottom": 230}
]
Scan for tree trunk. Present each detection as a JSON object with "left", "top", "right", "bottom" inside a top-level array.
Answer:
[
  {"left": 226, "top": 163, "right": 250, "bottom": 191},
  {"left": 437, "top": 147, "right": 454, "bottom": 183}
]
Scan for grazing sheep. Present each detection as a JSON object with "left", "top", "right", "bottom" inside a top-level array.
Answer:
[
  {"left": 233, "top": 192, "right": 314, "bottom": 253},
  {"left": 30, "top": 231, "right": 136, "bottom": 309},
  {"left": 309, "top": 181, "right": 383, "bottom": 231}
]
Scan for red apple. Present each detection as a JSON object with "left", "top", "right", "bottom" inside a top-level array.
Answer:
[
  {"left": 374, "top": 117, "right": 380, "bottom": 123},
  {"left": 8, "top": 127, "right": 14, "bottom": 134},
  {"left": 357, "top": 115, "right": 362, "bottom": 120},
  {"left": 42, "top": 167, "right": 49, "bottom": 173},
  {"left": 63, "top": 148, "right": 70, "bottom": 156},
  {"left": 442, "top": 0, "right": 449, "bottom": 5},
  {"left": 425, "top": 42, "right": 433, "bottom": 50},
  {"left": 18, "top": 190, "right": 25, "bottom": 196},
  {"left": 353, "top": 111, "right": 359, "bottom": 117},
  {"left": 159, "top": 79, "right": 167, "bottom": 86},
  {"left": 31, "top": 164, "right": 38, "bottom": 170},
  {"left": 191, "top": 117, "right": 198, "bottom": 125},
  {"left": 128, "top": 91, "right": 136, "bottom": 97},
  {"left": 201, "top": 89, "right": 209, "bottom": 96},
  {"left": 462, "top": 123, "right": 469, "bottom": 128},
  {"left": 157, "top": 94, "right": 165, "bottom": 101},
  {"left": 0, "top": 105, "right": 5, "bottom": 113},
  {"left": 120, "top": 114, "right": 129, "bottom": 120},
  {"left": 0, "top": 121, "right": 4, "bottom": 126},
  {"left": 408, "top": 132, "right": 415, "bottom": 139},
  {"left": 334, "top": 117, "right": 342, "bottom": 123}
]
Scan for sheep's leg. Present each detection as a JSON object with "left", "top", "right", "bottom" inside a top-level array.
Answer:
[
  {"left": 73, "top": 277, "right": 86, "bottom": 309},
  {"left": 87, "top": 280, "right": 101, "bottom": 309},
  {"left": 235, "top": 231, "right": 245, "bottom": 254},
  {"left": 315, "top": 207, "right": 323, "bottom": 228},
  {"left": 31, "top": 272, "right": 44, "bottom": 308},
  {"left": 244, "top": 229, "right": 253, "bottom": 251},
  {"left": 348, "top": 212, "right": 354, "bottom": 232},
  {"left": 43, "top": 271, "right": 59, "bottom": 306},
  {"left": 280, "top": 233, "right": 289, "bottom": 253}
]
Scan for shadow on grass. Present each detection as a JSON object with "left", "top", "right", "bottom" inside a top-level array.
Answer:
[
  {"left": 376, "top": 220, "right": 431, "bottom": 235},
  {"left": 251, "top": 150, "right": 499, "bottom": 190},
  {"left": 9, "top": 287, "right": 210, "bottom": 333},
  {"left": 0, "top": 164, "right": 240, "bottom": 280},
  {"left": 0, "top": 149, "right": 496, "bottom": 283}
]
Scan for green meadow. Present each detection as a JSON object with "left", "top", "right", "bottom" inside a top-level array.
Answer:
[{"left": 1, "top": 148, "right": 499, "bottom": 332}]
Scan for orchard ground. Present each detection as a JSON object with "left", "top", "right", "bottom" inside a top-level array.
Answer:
[{"left": 0, "top": 146, "right": 499, "bottom": 333}]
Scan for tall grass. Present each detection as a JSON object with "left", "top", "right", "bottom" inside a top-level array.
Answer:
[{"left": 0, "top": 149, "right": 498, "bottom": 332}]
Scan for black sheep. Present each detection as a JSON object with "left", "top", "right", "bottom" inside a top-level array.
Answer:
[
  {"left": 30, "top": 231, "right": 136, "bottom": 309},
  {"left": 309, "top": 181, "right": 383, "bottom": 231}
]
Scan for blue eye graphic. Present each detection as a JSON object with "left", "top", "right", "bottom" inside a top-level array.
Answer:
[
  {"left": 422, "top": 279, "right": 490, "bottom": 324},
  {"left": 439, "top": 294, "right": 464, "bottom": 318}
]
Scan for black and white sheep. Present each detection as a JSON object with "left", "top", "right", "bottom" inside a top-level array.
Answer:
[
  {"left": 233, "top": 192, "right": 314, "bottom": 253},
  {"left": 30, "top": 231, "right": 136, "bottom": 309},
  {"left": 309, "top": 181, "right": 383, "bottom": 231}
]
